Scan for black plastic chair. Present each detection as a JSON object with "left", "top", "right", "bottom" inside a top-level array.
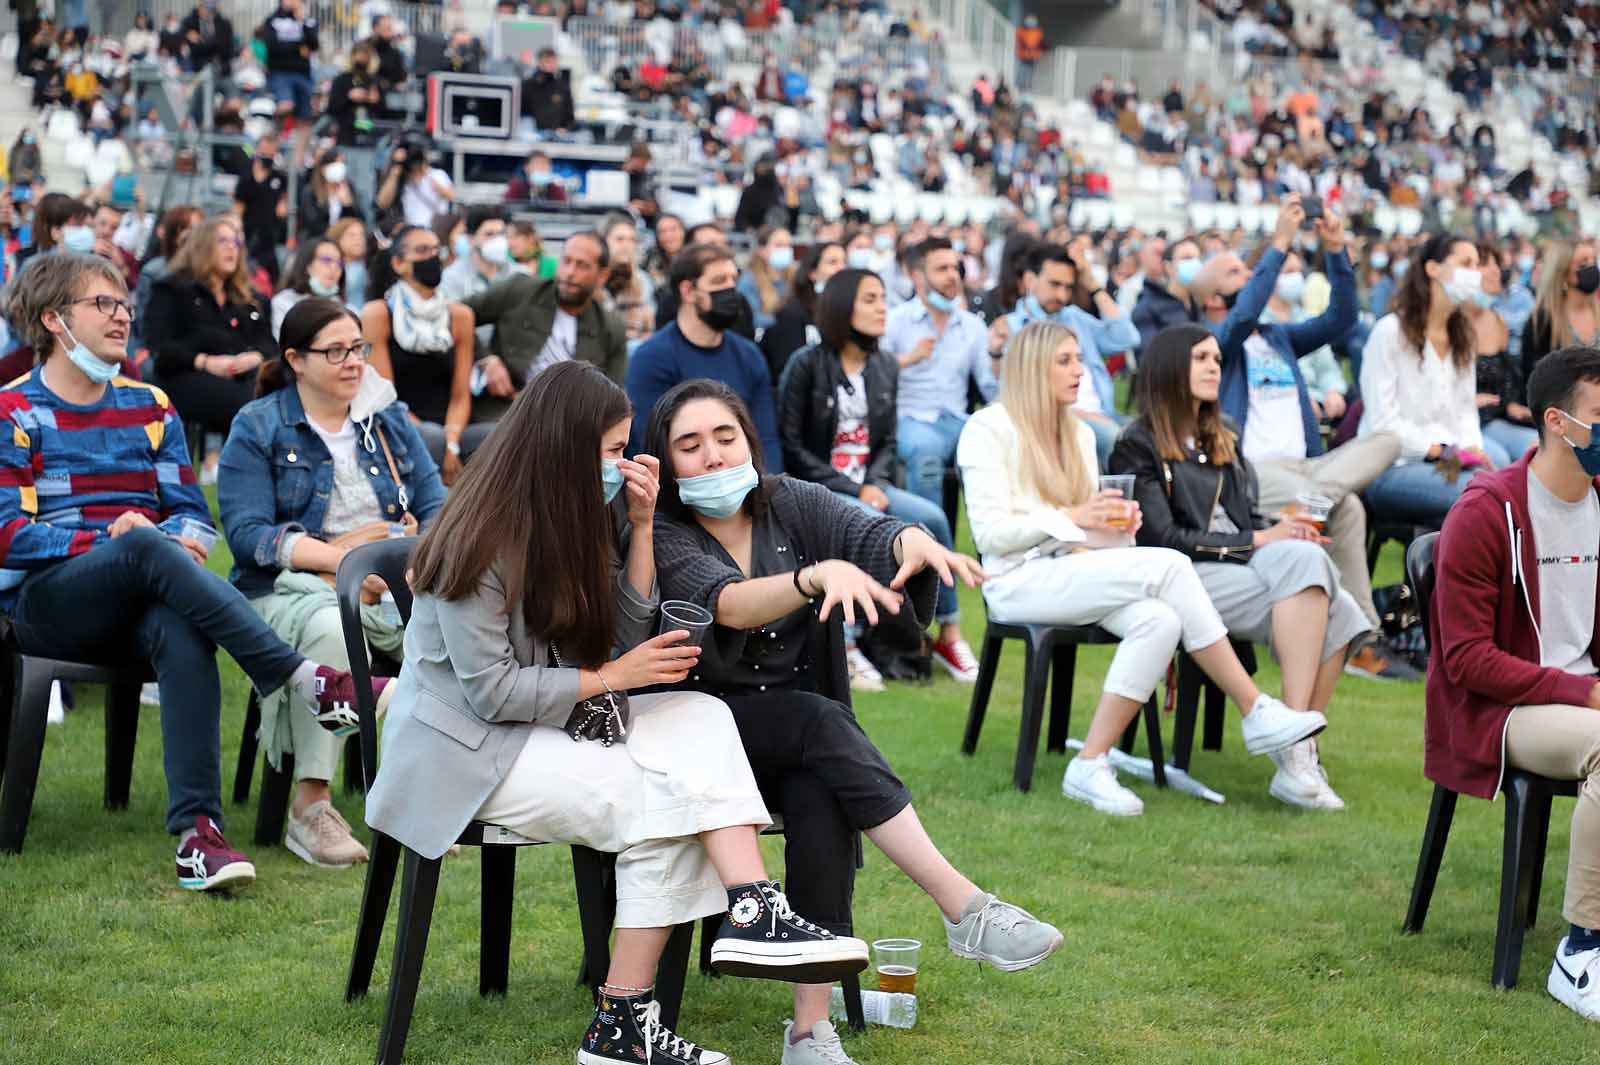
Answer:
[
  {"left": 233, "top": 685, "right": 371, "bottom": 847},
  {"left": 1400, "top": 531, "right": 1580, "bottom": 989},
  {"left": 333, "top": 540, "right": 691, "bottom": 1064},
  {"left": 963, "top": 621, "right": 1165, "bottom": 792},
  {"left": 1168, "top": 640, "right": 1258, "bottom": 774},
  {"left": 0, "top": 618, "right": 154, "bottom": 854},
  {"left": 1362, "top": 492, "right": 1440, "bottom": 575}
]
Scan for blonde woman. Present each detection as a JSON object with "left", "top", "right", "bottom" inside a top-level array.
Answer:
[
  {"left": 737, "top": 224, "right": 794, "bottom": 331},
  {"left": 1522, "top": 240, "right": 1600, "bottom": 387},
  {"left": 956, "top": 321, "right": 1328, "bottom": 816}
]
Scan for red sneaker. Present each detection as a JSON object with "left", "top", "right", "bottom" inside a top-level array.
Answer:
[
  {"left": 175, "top": 816, "right": 255, "bottom": 892},
  {"left": 311, "top": 666, "right": 396, "bottom": 736},
  {"left": 933, "top": 638, "right": 980, "bottom": 683}
]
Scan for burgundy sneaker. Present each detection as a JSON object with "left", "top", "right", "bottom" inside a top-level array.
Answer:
[
  {"left": 175, "top": 816, "right": 256, "bottom": 892},
  {"left": 311, "top": 666, "right": 395, "bottom": 736}
]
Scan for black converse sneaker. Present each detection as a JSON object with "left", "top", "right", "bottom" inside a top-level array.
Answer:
[
  {"left": 709, "top": 880, "right": 869, "bottom": 984},
  {"left": 578, "top": 991, "right": 728, "bottom": 1065}
]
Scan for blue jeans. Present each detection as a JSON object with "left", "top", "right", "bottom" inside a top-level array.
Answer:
[
  {"left": 896, "top": 412, "right": 967, "bottom": 506},
  {"left": 1483, "top": 419, "right": 1538, "bottom": 463},
  {"left": 1082, "top": 414, "right": 1123, "bottom": 470},
  {"left": 837, "top": 484, "right": 959, "bottom": 622},
  {"left": 9, "top": 528, "right": 306, "bottom": 834},
  {"left": 1365, "top": 439, "right": 1512, "bottom": 525}
]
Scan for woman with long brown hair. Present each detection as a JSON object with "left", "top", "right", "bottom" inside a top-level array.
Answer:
[
  {"left": 1359, "top": 232, "right": 1508, "bottom": 526},
  {"left": 364, "top": 361, "right": 867, "bottom": 1065},
  {"left": 736, "top": 223, "right": 793, "bottom": 331},
  {"left": 145, "top": 213, "right": 275, "bottom": 482},
  {"left": 958, "top": 320, "right": 1328, "bottom": 816},
  {"left": 1522, "top": 239, "right": 1600, "bottom": 386},
  {"left": 1109, "top": 324, "right": 1366, "bottom": 810}
]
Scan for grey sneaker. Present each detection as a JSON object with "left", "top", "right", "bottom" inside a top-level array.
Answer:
[
  {"left": 781, "top": 1020, "right": 857, "bottom": 1065},
  {"left": 945, "top": 892, "right": 1063, "bottom": 972},
  {"left": 285, "top": 799, "right": 369, "bottom": 868}
]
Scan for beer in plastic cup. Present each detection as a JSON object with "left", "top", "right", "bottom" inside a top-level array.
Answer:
[
  {"left": 873, "top": 938, "right": 921, "bottom": 994},
  {"left": 1099, "top": 474, "right": 1137, "bottom": 530}
]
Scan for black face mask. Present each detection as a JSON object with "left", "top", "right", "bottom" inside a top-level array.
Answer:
[
  {"left": 699, "top": 286, "right": 745, "bottom": 331},
  {"left": 411, "top": 255, "right": 443, "bottom": 289},
  {"left": 1221, "top": 288, "right": 1241, "bottom": 311},
  {"left": 1577, "top": 264, "right": 1600, "bottom": 295}
]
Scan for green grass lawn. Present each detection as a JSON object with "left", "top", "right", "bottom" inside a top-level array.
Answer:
[{"left": 1, "top": 507, "right": 1596, "bottom": 1065}]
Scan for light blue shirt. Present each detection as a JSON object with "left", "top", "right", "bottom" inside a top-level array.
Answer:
[
  {"left": 883, "top": 298, "right": 999, "bottom": 422},
  {"left": 1495, "top": 285, "right": 1535, "bottom": 360},
  {"left": 1004, "top": 298, "right": 1138, "bottom": 416}
]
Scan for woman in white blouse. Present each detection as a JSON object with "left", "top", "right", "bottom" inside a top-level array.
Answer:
[
  {"left": 1358, "top": 233, "right": 1509, "bottom": 525},
  {"left": 956, "top": 321, "right": 1328, "bottom": 816}
]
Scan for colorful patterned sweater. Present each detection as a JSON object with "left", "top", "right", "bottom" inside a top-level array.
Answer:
[{"left": 0, "top": 367, "right": 210, "bottom": 607}]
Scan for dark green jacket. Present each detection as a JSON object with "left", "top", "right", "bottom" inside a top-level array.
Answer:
[{"left": 462, "top": 274, "right": 628, "bottom": 422}]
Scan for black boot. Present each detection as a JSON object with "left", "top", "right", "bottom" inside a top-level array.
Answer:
[
  {"left": 578, "top": 990, "right": 728, "bottom": 1065},
  {"left": 709, "top": 880, "right": 869, "bottom": 983}
]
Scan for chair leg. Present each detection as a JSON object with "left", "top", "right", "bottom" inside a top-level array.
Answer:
[
  {"left": 343, "top": 734, "right": 365, "bottom": 795},
  {"left": 841, "top": 971, "right": 866, "bottom": 1033},
  {"left": 1012, "top": 638, "right": 1051, "bottom": 792},
  {"left": 1143, "top": 697, "right": 1167, "bottom": 788},
  {"left": 699, "top": 913, "right": 721, "bottom": 977},
  {"left": 347, "top": 831, "right": 402, "bottom": 1001},
  {"left": 1525, "top": 789, "right": 1555, "bottom": 931},
  {"left": 1045, "top": 643, "right": 1076, "bottom": 754},
  {"left": 233, "top": 691, "right": 261, "bottom": 806},
  {"left": 0, "top": 659, "right": 55, "bottom": 854},
  {"left": 479, "top": 845, "right": 517, "bottom": 996},
  {"left": 1493, "top": 776, "right": 1539, "bottom": 989},
  {"left": 103, "top": 682, "right": 141, "bottom": 810},
  {"left": 961, "top": 631, "right": 1003, "bottom": 756},
  {"left": 1171, "top": 667, "right": 1199, "bottom": 774},
  {"left": 571, "top": 846, "right": 616, "bottom": 991},
  {"left": 254, "top": 752, "right": 294, "bottom": 847},
  {"left": 1402, "top": 785, "right": 1458, "bottom": 935},
  {"left": 1202, "top": 679, "right": 1226, "bottom": 752},
  {"left": 654, "top": 921, "right": 695, "bottom": 1031},
  {"left": 375, "top": 849, "right": 443, "bottom": 1065}
]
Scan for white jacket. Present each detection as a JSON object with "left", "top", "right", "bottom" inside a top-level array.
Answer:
[
  {"left": 956, "top": 402, "right": 1103, "bottom": 574},
  {"left": 1357, "top": 313, "right": 1483, "bottom": 463}
]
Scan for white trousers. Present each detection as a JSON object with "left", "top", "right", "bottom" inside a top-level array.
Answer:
[
  {"left": 476, "top": 691, "right": 772, "bottom": 928},
  {"left": 982, "top": 547, "right": 1230, "bottom": 703}
]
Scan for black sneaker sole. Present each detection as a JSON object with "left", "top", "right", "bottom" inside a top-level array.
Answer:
[{"left": 709, "top": 939, "right": 869, "bottom": 984}]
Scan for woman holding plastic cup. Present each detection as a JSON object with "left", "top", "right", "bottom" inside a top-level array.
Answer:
[
  {"left": 958, "top": 321, "right": 1330, "bottom": 818},
  {"left": 217, "top": 298, "right": 447, "bottom": 868},
  {"left": 1108, "top": 324, "right": 1368, "bottom": 810}
]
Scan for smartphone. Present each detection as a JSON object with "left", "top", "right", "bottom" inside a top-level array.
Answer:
[
  {"left": 111, "top": 174, "right": 137, "bottom": 209},
  {"left": 1301, "top": 196, "right": 1323, "bottom": 227}
]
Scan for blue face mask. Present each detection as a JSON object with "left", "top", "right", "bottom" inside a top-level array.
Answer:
[
  {"left": 1173, "top": 258, "right": 1202, "bottom": 288},
  {"left": 1024, "top": 293, "right": 1060, "bottom": 321},
  {"left": 677, "top": 462, "right": 759, "bottom": 519},
  {"left": 601, "top": 459, "right": 625, "bottom": 503},
  {"left": 1559, "top": 411, "right": 1600, "bottom": 477},
  {"left": 926, "top": 288, "right": 957, "bottom": 313},
  {"left": 452, "top": 233, "right": 471, "bottom": 260},
  {"left": 60, "top": 320, "right": 118, "bottom": 384},
  {"left": 62, "top": 225, "right": 95, "bottom": 254},
  {"left": 309, "top": 276, "right": 341, "bottom": 297}
]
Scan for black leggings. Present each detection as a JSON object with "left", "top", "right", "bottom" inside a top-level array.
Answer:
[{"left": 721, "top": 689, "right": 912, "bottom": 936}]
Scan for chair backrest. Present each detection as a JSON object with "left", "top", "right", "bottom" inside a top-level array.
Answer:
[
  {"left": 1405, "top": 531, "right": 1440, "bottom": 653},
  {"left": 336, "top": 538, "right": 417, "bottom": 789}
]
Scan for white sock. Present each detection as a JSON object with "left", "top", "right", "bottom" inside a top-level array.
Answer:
[
  {"left": 289, "top": 660, "right": 321, "bottom": 707},
  {"left": 177, "top": 826, "right": 198, "bottom": 848}
]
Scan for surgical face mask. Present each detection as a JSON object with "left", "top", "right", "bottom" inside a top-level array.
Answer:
[
  {"left": 350, "top": 363, "right": 398, "bottom": 422},
  {"left": 676, "top": 461, "right": 759, "bottom": 518},
  {"left": 925, "top": 288, "right": 958, "bottom": 313},
  {"left": 847, "top": 248, "right": 874, "bottom": 270},
  {"left": 1173, "top": 258, "right": 1202, "bottom": 288},
  {"left": 952, "top": 239, "right": 966, "bottom": 254},
  {"left": 59, "top": 318, "right": 118, "bottom": 384},
  {"left": 699, "top": 286, "right": 745, "bottom": 331},
  {"left": 767, "top": 246, "right": 794, "bottom": 271},
  {"left": 1470, "top": 289, "right": 1497, "bottom": 309},
  {"left": 62, "top": 225, "right": 95, "bottom": 254},
  {"left": 1519, "top": 252, "right": 1536, "bottom": 273},
  {"left": 1370, "top": 252, "right": 1390, "bottom": 270},
  {"left": 452, "top": 233, "right": 471, "bottom": 261},
  {"left": 1394, "top": 258, "right": 1410, "bottom": 278},
  {"left": 1559, "top": 411, "right": 1600, "bottom": 477},
  {"left": 308, "top": 275, "right": 341, "bottom": 297},
  {"left": 873, "top": 233, "right": 894, "bottom": 252},
  {"left": 1440, "top": 266, "right": 1482, "bottom": 306},
  {"left": 322, "top": 161, "right": 347, "bottom": 184},
  {"left": 1576, "top": 264, "right": 1600, "bottom": 295},
  {"left": 1275, "top": 271, "right": 1306, "bottom": 306},
  {"left": 601, "top": 459, "right": 625, "bottom": 503},
  {"left": 479, "top": 234, "right": 510, "bottom": 264}
]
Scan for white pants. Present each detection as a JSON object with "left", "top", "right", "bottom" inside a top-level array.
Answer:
[
  {"left": 983, "top": 547, "right": 1230, "bottom": 703},
  {"left": 476, "top": 691, "right": 772, "bottom": 928}
]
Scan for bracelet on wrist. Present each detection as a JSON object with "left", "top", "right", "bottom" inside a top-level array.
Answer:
[{"left": 792, "top": 564, "right": 815, "bottom": 600}]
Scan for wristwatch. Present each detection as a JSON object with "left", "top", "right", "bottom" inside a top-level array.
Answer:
[{"left": 445, "top": 441, "right": 461, "bottom": 457}]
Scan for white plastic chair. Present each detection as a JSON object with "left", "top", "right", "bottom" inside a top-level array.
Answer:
[
  {"left": 917, "top": 193, "right": 945, "bottom": 223},
  {"left": 1212, "top": 203, "right": 1239, "bottom": 230},
  {"left": 1136, "top": 166, "right": 1161, "bottom": 194},
  {"left": 1188, "top": 202, "right": 1216, "bottom": 231},
  {"left": 1111, "top": 201, "right": 1138, "bottom": 229},
  {"left": 1395, "top": 207, "right": 1424, "bottom": 237}
]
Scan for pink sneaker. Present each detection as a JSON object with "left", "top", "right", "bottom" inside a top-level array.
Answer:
[
  {"left": 933, "top": 638, "right": 980, "bottom": 683},
  {"left": 311, "top": 666, "right": 395, "bottom": 736}
]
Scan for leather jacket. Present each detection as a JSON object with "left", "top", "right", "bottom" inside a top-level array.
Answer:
[
  {"left": 777, "top": 342, "right": 899, "bottom": 495},
  {"left": 1107, "top": 417, "right": 1270, "bottom": 564}
]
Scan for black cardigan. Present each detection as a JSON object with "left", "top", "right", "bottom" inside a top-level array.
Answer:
[
  {"left": 777, "top": 343, "right": 899, "bottom": 496},
  {"left": 145, "top": 273, "right": 278, "bottom": 381},
  {"left": 1107, "top": 418, "right": 1271, "bottom": 564}
]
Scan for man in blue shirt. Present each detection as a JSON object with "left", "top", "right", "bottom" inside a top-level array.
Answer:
[
  {"left": 1005, "top": 242, "right": 1140, "bottom": 467},
  {"left": 626, "top": 243, "right": 782, "bottom": 468},
  {"left": 882, "top": 238, "right": 1005, "bottom": 506}
]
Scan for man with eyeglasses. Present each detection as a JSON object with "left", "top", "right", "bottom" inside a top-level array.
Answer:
[{"left": 0, "top": 253, "right": 393, "bottom": 890}]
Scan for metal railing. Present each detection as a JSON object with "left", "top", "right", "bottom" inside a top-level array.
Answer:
[{"left": 139, "top": 0, "right": 468, "bottom": 59}]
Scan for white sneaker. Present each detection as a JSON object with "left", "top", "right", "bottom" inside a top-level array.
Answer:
[
  {"left": 1549, "top": 937, "right": 1600, "bottom": 1021},
  {"left": 139, "top": 682, "right": 161, "bottom": 707},
  {"left": 846, "top": 646, "right": 885, "bottom": 693},
  {"left": 1306, "top": 740, "right": 1346, "bottom": 810},
  {"left": 1239, "top": 694, "right": 1327, "bottom": 755},
  {"left": 1061, "top": 753, "right": 1144, "bottom": 816},
  {"left": 1268, "top": 740, "right": 1326, "bottom": 809},
  {"left": 781, "top": 1020, "right": 858, "bottom": 1064},
  {"left": 932, "top": 637, "right": 980, "bottom": 683}
]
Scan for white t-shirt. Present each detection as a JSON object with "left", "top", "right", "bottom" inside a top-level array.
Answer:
[
  {"left": 829, "top": 371, "right": 870, "bottom": 485},
  {"left": 1528, "top": 468, "right": 1599, "bottom": 676},
  {"left": 529, "top": 310, "right": 578, "bottom": 380},
  {"left": 401, "top": 168, "right": 454, "bottom": 227},
  {"left": 1241, "top": 333, "right": 1307, "bottom": 464},
  {"left": 307, "top": 415, "right": 357, "bottom": 466}
]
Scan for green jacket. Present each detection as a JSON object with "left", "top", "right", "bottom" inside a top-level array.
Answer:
[{"left": 462, "top": 274, "right": 628, "bottom": 423}]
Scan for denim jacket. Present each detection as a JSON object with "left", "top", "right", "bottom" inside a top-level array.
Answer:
[{"left": 217, "top": 385, "right": 447, "bottom": 598}]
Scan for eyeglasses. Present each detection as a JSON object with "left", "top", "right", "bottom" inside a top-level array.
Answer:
[
  {"left": 66, "top": 295, "right": 135, "bottom": 321},
  {"left": 313, "top": 254, "right": 343, "bottom": 267},
  {"left": 217, "top": 235, "right": 244, "bottom": 250},
  {"left": 302, "top": 341, "right": 373, "bottom": 365}
]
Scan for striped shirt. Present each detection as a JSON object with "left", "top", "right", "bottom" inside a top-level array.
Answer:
[{"left": 0, "top": 368, "right": 209, "bottom": 606}]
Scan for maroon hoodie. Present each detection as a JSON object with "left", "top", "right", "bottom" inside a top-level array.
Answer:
[{"left": 1426, "top": 451, "right": 1600, "bottom": 800}]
